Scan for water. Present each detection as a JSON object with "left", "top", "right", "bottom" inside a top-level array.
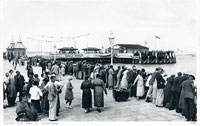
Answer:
[{"left": 113, "top": 54, "right": 197, "bottom": 77}]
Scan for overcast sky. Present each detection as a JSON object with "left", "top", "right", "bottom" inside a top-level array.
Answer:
[{"left": 2, "top": 0, "right": 198, "bottom": 52}]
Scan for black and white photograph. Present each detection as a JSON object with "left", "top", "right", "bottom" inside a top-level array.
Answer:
[{"left": 1, "top": 0, "right": 198, "bottom": 124}]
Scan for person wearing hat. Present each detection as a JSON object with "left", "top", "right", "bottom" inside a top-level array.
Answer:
[
  {"left": 26, "top": 63, "right": 34, "bottom": 78},
  {"left": 181, "top": 75, "right": 196, "bottom": 121},
  {"left": 45, "top": 74, "right": 58, "bottom": 121},
  {"left": 116, "top": 65, "right": 125, "bottom": 89},
  {"left": 60, "top": 63, "right": 65, "bottom": 76},
  {"left": 133, "top": 70, "right": 145, "bottom": 100},
  {"left": 65, "top": 76, "right": 74, "bottom": 109},
  {"left": 168, "top": 72, "right": 184, "bottom": 111},
  {"left": 39, "top": 73, "right": 49, "bottom": 115},
  {"left": 68, "top": 61, "right": 74, "bottom": 76},
  {"left": 25, "top": 72, "right": 34, "bottom": 94},
  {"left": 145, "top": 68, "right": 159, "bottom": 102},
  {"left": 108, "top": 65, "right": 114, "bottom": 90},
  {"left": 151, "top": 68, "right": 162, "bottom": 104},
  {"left": 129, "top": 66, "right": 138, "bottom": 97},
  {"left": 54, "top": 76, "right": 64, "bottom": 116},
  {"left": 16, "top": 92, "right": 38, "bottom": 121},
  {"left": 8, "top": 69, "right": 17, "bottom": 106},
  {"left": 155, "top": 68, "right": 166, "bottom": 107},
  {"left": 4, "top": 70, "right": 17, "bottom": 107},
  {"left": 92, "top": 74, "right": 107, "bottom": 112},
  {"left": 14, "top": 71, "right": 25, "bottom": 102},
  {"left": 51, "top": 62, "right": 60, "bottom": 80},
  {"left": 82, "top": 60, "right": 87, "bottom": 80},
  {"left": 81, "top": 75, "right": 92, "bottom": 113},
  {"left": 178, "top": 74, "right": 190, "bottom": 115}
]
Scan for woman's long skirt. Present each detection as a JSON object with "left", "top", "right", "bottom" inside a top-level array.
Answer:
[
  {"left": 49, "top": 95, "right": 58, "bottom": 120},
  {"left": 136, "top": 82, "right": 144, "bottom": 97},
  {"left": 82, "top": 90, "right": 92, "bottom": 109},
  {"left": 41, "top": 94, "right": 49, "bottom": 113},
  {"left": 152, "top": 81, "right": 157, "bottom": 104},
  {"left": 155, "top": 89, "right": 164, "bottom": 107}
]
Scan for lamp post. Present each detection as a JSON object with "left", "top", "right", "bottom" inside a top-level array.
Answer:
[{"left": 109, "top": 33, "right": 115, "bottom": 65}]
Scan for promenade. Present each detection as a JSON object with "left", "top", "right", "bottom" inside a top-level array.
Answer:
[{"left": 3, "top": 60, "right": 186, "bottom": 122}]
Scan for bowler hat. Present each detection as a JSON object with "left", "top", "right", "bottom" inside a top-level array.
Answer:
[{"left": 189, "top": 75, "right": 195, "bottom": 80}]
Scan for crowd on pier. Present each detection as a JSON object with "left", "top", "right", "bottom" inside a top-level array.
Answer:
[{"left": 3, "top": 59, "right": 196, "bottom": 121}]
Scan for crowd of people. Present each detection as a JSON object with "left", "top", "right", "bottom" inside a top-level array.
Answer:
[{"left": 3, "top": 59, "right": 197, "bottom": 122}]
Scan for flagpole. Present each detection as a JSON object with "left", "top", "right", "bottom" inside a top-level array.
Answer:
[{"left": 41, "top": 40, "right": 43, "bottom": 56}]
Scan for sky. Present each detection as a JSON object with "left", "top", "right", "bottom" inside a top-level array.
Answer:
[{"left": 1, "top": 0, "right": 198, "bottom": 52}]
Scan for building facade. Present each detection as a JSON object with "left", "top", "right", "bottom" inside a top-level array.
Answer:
[
  {"left": 106, "top": 44, "right": 149, "bottom": 54},
  {"left": 7, "top": 36, "right": 26, "bottom": 59}
]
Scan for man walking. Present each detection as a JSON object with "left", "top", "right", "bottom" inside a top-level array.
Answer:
[{"left": 14, "top": 71, "right": 25, "bottom": 102}]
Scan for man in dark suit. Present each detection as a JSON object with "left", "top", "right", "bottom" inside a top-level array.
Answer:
[
  {"left": 182, "top": 75, "right": 196, "bottom": 121},
  {"left": 168, "top": 72, "right": 184, "bottom": 112},
  {"left": 14, "top": 71, "right": 25, "bottom": 102}
]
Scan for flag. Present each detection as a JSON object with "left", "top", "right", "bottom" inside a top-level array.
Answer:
[
  {"left": 155, "top": 35, "right": 160, "bottom": 39},
  {"left": 145, "top": 41, "right": 148, "bottom": 45}
]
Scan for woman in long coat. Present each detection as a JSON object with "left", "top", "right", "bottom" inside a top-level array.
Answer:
[
  {"left": 155, "top": 72, "right": 166, "bottom": 107},
  {"left": 163, "top": 75, "right": 175, "bottom": 107},
  {"left": 5, "top": 70, "right": 17, "bottom": 107},
  {"left": 120, "top": 69, "right": 129, "bottom": 90},
  {"left": 133, "top": 71, "right": 144, "bottom": 100},
  {"left": 178, "top": 75, "right": 189, "bottom": 115},
  {"left": 152, "top": 78, "right": 158, "bottom": 104},
  {"left": 65, "top": 76, "right": 74, "bottom": 108},
  {"left": 108, "top": 66, "right": 114, "bottom": 89},
  {"left": 92, "top": 74, "right": 107, "bottom": 112},
  {"left": 81, "top": 76, "right": 92, "bottom": 113},
  {"left": 39, "top": 75, "right": 49, "bottom": 114},
  {"left": 61, "top": 64, "right": 65, "bottom": 76}
]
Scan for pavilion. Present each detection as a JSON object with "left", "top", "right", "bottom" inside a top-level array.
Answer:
[{"left": 58, "top": 47, "right": 78, "bottom": 54}]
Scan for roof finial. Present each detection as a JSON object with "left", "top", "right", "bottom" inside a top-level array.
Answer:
[
  {"left": 18, "top": 33, "right": 22, "bottom": 42},
  {"left": 11, "top": 35, "right": 14, "bottom": 43}
]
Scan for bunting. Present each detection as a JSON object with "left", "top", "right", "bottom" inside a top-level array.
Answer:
[{"left": 25, "top": 33, "right": 90, "bottom": 43}]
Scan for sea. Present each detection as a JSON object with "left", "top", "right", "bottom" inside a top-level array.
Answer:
[{"left": 113, "top": 54, "right": 197, "bottom": 77}]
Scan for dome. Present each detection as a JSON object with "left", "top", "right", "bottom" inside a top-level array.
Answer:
[
  {"left": 7, "top": 43, "right": 15, "bottom": 49},
  {"left": 14, "top": 41, "right": 25, "bottom": 49}
]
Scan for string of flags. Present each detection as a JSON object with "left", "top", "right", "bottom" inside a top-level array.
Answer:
[{"left": 26, "top": 33, "right": 90, "bottom": 43}]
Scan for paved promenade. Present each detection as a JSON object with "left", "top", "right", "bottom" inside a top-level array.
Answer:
[{"left": 3, "top": 60, "right": 186, "bottom": 122}]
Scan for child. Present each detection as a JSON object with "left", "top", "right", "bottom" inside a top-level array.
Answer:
[
  {"left": 65, "top": 76, "right": 74, "bottom": 109},
  {"left": 29, "top": 81, "right": 43, "bottom": 113}
]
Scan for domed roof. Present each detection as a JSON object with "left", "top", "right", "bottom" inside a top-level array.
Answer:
[
  {"left": 7, "top": 42, "right": 15, "bottom": 49},
  {"left": 15, "top": 41, "right": 25, "bottom": 49}
]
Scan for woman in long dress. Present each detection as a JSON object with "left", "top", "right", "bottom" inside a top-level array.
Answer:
[
  {"left": 178, "top": 75, "right": 189, "bottom": 115},
  {"left": 92, "top": 74, "right": 107, "bottom": 112},
  {"left": 133, "top": 71, "right": 144, "bottom": 100},
  {"left": 5, "top": 70, "right": 17, "bottom": 107},
  {"left": 152, "top": 78, "right": 158, "bottom": 104},
  {"left": 163, "top": 75, "right": 175, "bottom": 107},
  {"left": 81, "top": 75, "right": 92, "bottom": 113},
  {"left": 155, "top": 71, "right": 166, "bottom": 107},
  {"left": 40, "top": 78, "right": 49, "bottom": 114},
  {"left": 108, "top": 66, "right": 114, "bottom": 89},
  {"left": 119, "top": 69, "right": 129, "bottom": 90},
  {"left": 65, "top": 76, "right": 74, "bottom": 109},
  {"left": 45, "top": 75, "right": 58, "bottom": 121}
]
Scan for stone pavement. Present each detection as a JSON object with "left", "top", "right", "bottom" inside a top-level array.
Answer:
[{"left": 3, "top": 60, "right": 186, "bottom": 122}]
